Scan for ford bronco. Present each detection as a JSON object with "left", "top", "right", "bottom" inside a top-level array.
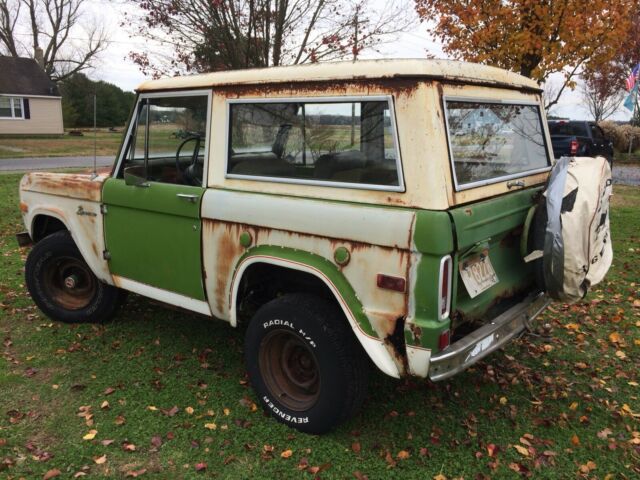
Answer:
[{"left": 18, "top": 59, "right": 564, "bottom": 433}]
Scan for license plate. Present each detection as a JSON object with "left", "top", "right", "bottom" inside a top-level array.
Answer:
[{"left": 459, "top": 251, "right": 499, "bottom": 298}]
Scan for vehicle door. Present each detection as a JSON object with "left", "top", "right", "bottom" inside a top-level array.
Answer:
[{"left": 102, "top": 91, "right": 211, "bottom": 304}]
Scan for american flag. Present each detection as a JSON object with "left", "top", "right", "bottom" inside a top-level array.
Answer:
[{"left": 626, "top": 63, "right": 640, "bottom": 91}]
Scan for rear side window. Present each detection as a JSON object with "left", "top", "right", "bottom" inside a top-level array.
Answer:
[
  {"left": 227, "top": 98, "right": 402, "bottom": 190},
  {"left": 444, "top": 100, "right": 550, "bottom": 189},
  {"left": 548, "top": 121, "right": 589, "bottom": 137}
]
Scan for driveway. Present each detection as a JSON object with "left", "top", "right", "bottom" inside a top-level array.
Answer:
[
  {"left": 0, "top": 155, "right": 114, "bottom": 172},
  {"left": 613, "top": 164, "right": 640, "bottom": 186}
]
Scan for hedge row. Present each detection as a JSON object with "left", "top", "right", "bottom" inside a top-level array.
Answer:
[{"left": 599, "top": 121, "right": 640, "bottom": 152}]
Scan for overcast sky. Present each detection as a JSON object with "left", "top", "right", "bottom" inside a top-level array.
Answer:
[{"left": 85, "top": 0, "right": 632, "bottom": 121}]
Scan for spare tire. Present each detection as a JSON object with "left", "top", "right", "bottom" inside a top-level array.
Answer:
[{"left": 525, "top": 156, "right": 613, "bottom": 303}]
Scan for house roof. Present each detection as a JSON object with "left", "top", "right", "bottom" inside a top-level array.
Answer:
[
  {"left": 0, "top": 56, "right": 59, "bottom": 96},
  {"left": 137, "top": 58, "right": 541, "bottom": 93}
]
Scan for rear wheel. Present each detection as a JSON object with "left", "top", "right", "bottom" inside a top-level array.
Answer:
[
  {"left": 25, "top": 230, "right": 125, "bottom": 323},
  {"left": 244, "top": 293, "right": 369, "bottom": 434}
]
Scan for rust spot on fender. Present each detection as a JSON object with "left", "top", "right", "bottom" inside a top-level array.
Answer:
[
  {"left": 205, "top": 220, "right": 246, "bottom": 314},
  {"left": 369, "top": 311, "right": 404, "bottom": 338},
  {"left": 383, "top": 316, "right": 408, "bottom": 375},
  {"left": 44, "top": 206, "right": 67, "bottom": 220},
  {"left": 19, "top": 201, "right": 28, "bottom": 213},
  {"left": 21, "top": 172, "right": 106, "bottom": 202},
  {"left": 408, "top": 323, "right": 422, "bottom": 344}
]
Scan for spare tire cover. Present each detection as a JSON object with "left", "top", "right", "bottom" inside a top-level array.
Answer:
[{"left": 532, "top": 156, "right": 613, "bottom": 303}]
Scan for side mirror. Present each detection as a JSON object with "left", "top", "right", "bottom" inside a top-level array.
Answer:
[{"left": 124, "top": 166, "right": 150, "bottom": 187}]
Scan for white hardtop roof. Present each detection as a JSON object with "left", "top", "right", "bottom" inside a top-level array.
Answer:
[{"left": 137, "top": 58, "right": 541, "bottom": 92}]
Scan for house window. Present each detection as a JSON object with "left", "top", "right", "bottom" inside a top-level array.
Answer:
[{"left": 0, "top": 97, "right": 25, "bottom": 119}]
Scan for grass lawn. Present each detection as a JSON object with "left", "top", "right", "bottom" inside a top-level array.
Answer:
[
  {"left": 0, "top": 176, "right": 638, "bottom": 479},
  {"left": 0, "top": 131, "right": 124, "bottom": 159}
]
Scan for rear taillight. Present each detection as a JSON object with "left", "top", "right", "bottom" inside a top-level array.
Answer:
[
  {"left": 570, "top": 139, "right": 579, "bottom": 156},
  {"left": 438, "top": 255, "right": 452, "bottom": 319}
]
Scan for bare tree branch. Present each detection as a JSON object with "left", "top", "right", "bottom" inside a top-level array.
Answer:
[
  {"left": 0, "top": 0, "right": 21, "bottom": 56},
  {"left": 124, "top": 0, "right": 415, "bottom": 76},
  {"left": 0, "top": 0, "right": 107, "bottom": 82}
]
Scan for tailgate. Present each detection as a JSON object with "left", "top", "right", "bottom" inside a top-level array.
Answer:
[{"left": 448, "top": 187, "right": 543, "bottom": 328}]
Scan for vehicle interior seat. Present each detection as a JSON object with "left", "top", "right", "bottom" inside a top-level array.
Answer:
[
  {"left": 313, "top": 151, "right": 366, "bottom": 180},
  {"left": 315, "top": 151, "right": 398, "bottom": 185},
  {"left": 231, "top": 153, "right": 296, "bottom": 177}
]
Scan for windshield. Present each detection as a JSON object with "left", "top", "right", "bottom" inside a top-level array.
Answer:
[{"left": 445, "top": 100, "right": 550, "bottom": 189}]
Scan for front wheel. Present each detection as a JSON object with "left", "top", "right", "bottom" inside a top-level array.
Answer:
[
  {"left": 244, "top": 294, "right": 369, "bottom": 434},
  {"left": 25, "top": 230, "right": 126, "bottom": 323}
]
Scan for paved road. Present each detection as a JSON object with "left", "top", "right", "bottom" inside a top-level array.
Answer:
[
  {"left": 1, "top": 155, "right": 639, "bottom": 186},
  {"left": 0, "top": 155, "right": 114, "bottom": 172},
  {"left": 613, "top": 164, "right": 640, "bottom": 186}
]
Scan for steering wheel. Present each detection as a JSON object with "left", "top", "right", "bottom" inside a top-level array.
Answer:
[{"left": 175, "top": 135, "right": 202, "bottom": 186}]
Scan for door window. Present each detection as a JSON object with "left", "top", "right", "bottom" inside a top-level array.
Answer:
[{"left": 120, "top": 94, "right": 209, "bottom": 186}]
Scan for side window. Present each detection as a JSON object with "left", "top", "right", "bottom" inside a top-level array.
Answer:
[
  {"left": 120, "top": 94, "right": 209, "bottom": 186},
  {"left": 227, "top": 99, "right": 401, "bottom": 189}
]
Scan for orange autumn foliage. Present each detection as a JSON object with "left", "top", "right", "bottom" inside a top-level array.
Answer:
[{"left": 415, "top": 0, "right": 636, "bottom": 107}]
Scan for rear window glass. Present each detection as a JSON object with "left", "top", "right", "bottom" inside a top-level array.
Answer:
[
  {"left": 445, "top": 100, "right": 550, "bottom": 189},
  {"left": 227, "top": 99, "right": 402, "bottom": 190},
  {"left": 548, "top": 121, "right": 589, "bottom": 137}
]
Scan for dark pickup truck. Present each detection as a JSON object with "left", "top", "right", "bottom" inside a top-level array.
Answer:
[{"left": 548, "top": 120, "right": 614, "bottom": 162}]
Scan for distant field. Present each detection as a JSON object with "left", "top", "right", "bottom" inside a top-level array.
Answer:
[
  {"left": 615, "top": 151, "right": 640, "bottom": 164},
  {"left": 0, "top": 124, "right": 205, "bottom": 160},
  {"left": 0, "top": 130, "right": 125, "bottom": 159}
]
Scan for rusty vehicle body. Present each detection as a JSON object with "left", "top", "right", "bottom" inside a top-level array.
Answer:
[{"left": 19, "top": 59, "right": 554, "bottom": 432}]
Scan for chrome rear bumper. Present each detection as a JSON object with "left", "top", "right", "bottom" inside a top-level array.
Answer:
[{"left": 428, "top": 292, "right": 550, "bottom": 381}]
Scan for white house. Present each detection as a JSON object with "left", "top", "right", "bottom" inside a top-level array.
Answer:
[{"left": 0, "top": 55, "right": 63, "bottom": 135}]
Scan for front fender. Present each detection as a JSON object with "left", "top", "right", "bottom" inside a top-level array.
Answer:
[{"left": 21, "top": 192, "right": 112, "bottom": 285}]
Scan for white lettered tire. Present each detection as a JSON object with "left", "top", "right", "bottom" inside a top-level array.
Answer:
[{"left": 244, "top": 293, "right": 369, "bottom": 434}]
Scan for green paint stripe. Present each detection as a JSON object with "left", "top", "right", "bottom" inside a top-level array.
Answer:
[{"left": 235, "top": 245, "right": 376, "bottom": 338}]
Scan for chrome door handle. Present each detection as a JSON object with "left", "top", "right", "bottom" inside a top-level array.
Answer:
[
  {"left": 507, "top": 180, "right": 525, "bottom": 189},
  {"left": 176, "top": 193, "right": 200, "bottom": 203}
]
